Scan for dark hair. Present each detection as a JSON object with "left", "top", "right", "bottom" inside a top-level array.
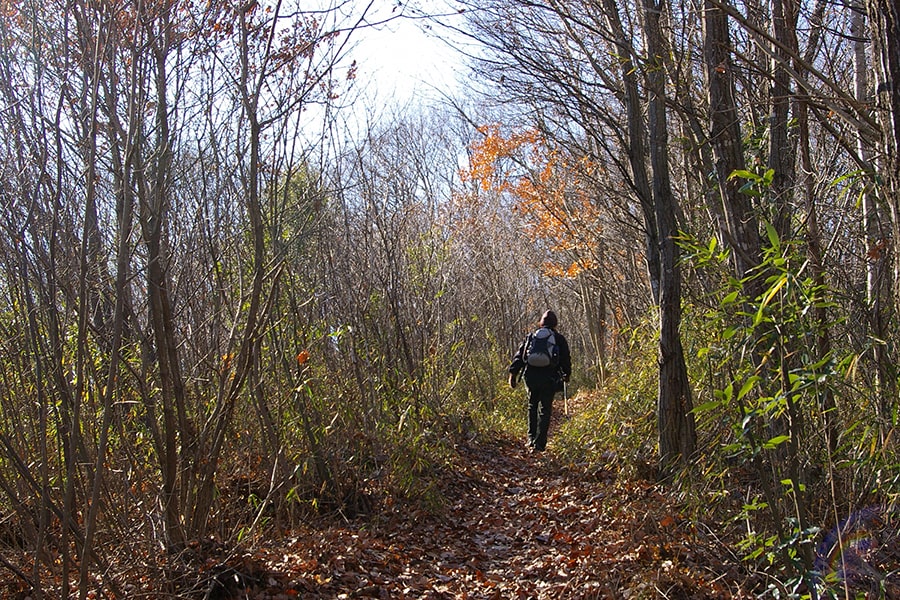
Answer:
[{"left": 540, "top": 310, "right": 558, "bottom": 329}]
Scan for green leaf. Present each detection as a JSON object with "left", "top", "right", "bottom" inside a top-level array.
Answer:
[
  {"left": 728, "top": 169, "right": 758, "bottom": 181},
  {"left": 764, "top": 222, "right": 780, "bottom": 251},
  {"left": 721, "top": 290, "right": 740, "bottom": 306},
  {"left": 737, "top": 376, "right": 759, "bottom": 400},
  {"left": 764, "top": 435, "right": 791, "bottom": 450},
  {"left": 755, "top": 274, "right": 787, "bottom": 325},
  {"left": 692, "top": 400, "right": 722, "bottom": 414},
  {"left": 828, "top": 169, "right": 864, "bottom": 187},
  {"left": 722, "top": 382, "right": 734, "bottom": 403},
  {"left": 738, "top": 181, "right": 761, "bottom": 197}
]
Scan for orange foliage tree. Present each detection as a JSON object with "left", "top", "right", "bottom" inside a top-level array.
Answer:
[
  {"left": 459, "top": 124, "right": 626, "bottom": 380},
  {"left": 461, "top": 124, "right": 602, "bottom": 281}
]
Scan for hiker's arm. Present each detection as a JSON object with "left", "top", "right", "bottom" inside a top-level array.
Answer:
[{"left": 508, "top": 338, "right": 527, "bottom": 378}]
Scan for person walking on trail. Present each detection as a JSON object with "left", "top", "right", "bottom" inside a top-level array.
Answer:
[{"left": 507, "top": 310, "right": 571, "bottom": 453}]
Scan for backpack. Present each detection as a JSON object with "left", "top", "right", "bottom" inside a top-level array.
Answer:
[{"left": 526, "top": 327, "right": 559, "bottom": 368}]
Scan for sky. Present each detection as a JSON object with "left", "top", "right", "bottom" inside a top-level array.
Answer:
[{"left": 344, "top": 2, "right": 468, "bottom": 108}]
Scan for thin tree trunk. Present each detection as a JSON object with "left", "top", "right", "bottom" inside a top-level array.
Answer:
[
  {"left": 191, "top": 7, "right": 272, "bottom": 537},
  {"left": 595, "top": 0, "right": 662, "bottom": 305},
  {"left": 851, "top": 3, "right": 900, "bottom": 443},
  {"left": 704, "top": 0, "right": 762, "bottom": 291},
  {"left": 867, "top": 0, "right": 900, "bottom": 311},
  {"left": 643, "top": 0, "right": 697, "bottom": 465},
  {"left": 790, "top": 0, "right": 840, "bottom": 452},
  {"left": 769, "top": 0, "right": 798, "bottom": 239},
  {"left": 76, "top": 5, "right": 113, "bottom": 591},
  {"left": 138, "top": 29, "right": 189, "bottom": 549}
]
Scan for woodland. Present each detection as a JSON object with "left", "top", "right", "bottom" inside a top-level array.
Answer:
[{"left": 0, "top": 0, "right": 899, "bottom": 597}]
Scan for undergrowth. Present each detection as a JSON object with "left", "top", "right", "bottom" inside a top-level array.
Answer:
[{"left": 553, "top": 320, "right": 659, "bottom": 480}]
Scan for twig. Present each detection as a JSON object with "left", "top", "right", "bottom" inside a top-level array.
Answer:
[{"left": 0, "top": 552, "right": 34, "bottom": 589}]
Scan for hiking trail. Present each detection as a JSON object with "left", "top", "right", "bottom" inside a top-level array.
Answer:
[{"left": 220, "top": 431, "right": 746, "bottom": 599}]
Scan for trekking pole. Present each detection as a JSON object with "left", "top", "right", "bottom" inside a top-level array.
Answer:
[{"left": 563, "top": 381, "right": 569, "bottom": 417}]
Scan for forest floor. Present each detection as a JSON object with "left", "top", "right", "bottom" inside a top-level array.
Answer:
[
  {"left": 192, "top": 403, "right": 900, "bottom": 600},
  {"left": 198, "top": 402, "right": 761, "bottom": 599},
  {"left": 224, "top": 434, "right": 752, "bottom": 599},
  {"left": 5, "top": 400, "right": 897, "bottom": 598}
]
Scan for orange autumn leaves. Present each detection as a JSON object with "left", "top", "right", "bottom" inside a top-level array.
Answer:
[
  {"left": 296, "top": 350, "right": 310, "bottom": 365},
  {"left": 463, "top": 125, "right": 542, "bottom": 191},
  {"left": 460, "top": 124, "right": 600, "bottom": 279}
]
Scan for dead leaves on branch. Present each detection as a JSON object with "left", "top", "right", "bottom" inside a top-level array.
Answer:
[{"left": 460, "top": 124, "right": 604, "bottom": 281}]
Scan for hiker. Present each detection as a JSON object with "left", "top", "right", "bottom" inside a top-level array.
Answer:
[{"left": 507, "top": 310, "right": 571, "bottom": 452}]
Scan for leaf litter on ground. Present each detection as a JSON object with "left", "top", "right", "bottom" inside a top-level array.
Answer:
[
  {"left": 210, "top": 433, "right": 755, "bottom": 599},
  {"left": 5, "top": 395, "right": 897, "bottom": 598}
]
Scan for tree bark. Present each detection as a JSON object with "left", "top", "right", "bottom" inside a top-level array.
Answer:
[
  {"left": 769, "top": 0, "right": 798, "bottom": 239},
  {"left": 866, "top": 0, "right": 900, "bottom": 443},
  {"left": 704, "top": 0, "right": 762, "bottom": 292},
  {"left": 643, "top": 0, "right": 697, "bottom": 465},
  {"left": 596, "top": 0, "right": 662, "bottom": 305}
]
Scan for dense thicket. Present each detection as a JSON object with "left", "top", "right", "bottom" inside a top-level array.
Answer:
[
  {"left": 0, "top": 0, "right": 897, "bottom": 596},
  {"left": 0, "top": 1, "right": 587, "bottom": 595}
]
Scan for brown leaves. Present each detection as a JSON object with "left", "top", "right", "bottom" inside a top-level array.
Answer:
[
  {"left": 4, "top": 390, "right": 895, "bottom": 599},
  {"left": 4, "top": 434, "right": 751, "bottom": 598},
  {"left": 197, "top": 436, "right": 749, "bottom": 599},
  {"left": 868, "top": 238, "right": 888, "bottom": 261}
]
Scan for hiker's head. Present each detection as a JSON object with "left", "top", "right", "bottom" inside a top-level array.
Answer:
[{"left": 540, "top": 310, "right": 558, "bottom": 329}]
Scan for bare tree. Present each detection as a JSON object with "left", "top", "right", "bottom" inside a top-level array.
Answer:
[
  {"left": 704, "top": 0, "right": 762, "bottom": 291},
  {"left": 866, "top": 0, "right": 900, "bottom": 442},
  {"left": 641, "top": 0, "right": 697, "bottom": 463},
  {"left": 0, "top": 0, "right": 364, "bottom": 591}
]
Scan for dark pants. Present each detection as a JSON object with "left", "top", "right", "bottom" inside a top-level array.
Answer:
[{"left": 524, "top": 372, "right": 556, "bottom": 451}]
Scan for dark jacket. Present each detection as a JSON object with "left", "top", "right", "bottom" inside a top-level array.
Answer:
[{"left": 508, "top": 327, "right": 571, "bottom": 383}]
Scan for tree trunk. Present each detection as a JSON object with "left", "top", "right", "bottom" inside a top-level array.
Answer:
[
  {"left": 865, "top": 0, "right": 900, "bottom": 443},
  {"left": 191, "top": 8, "right": 273, "bottom": 538},
  {"left": 704, "top": 0, "right": 762, "bottom": 291},
  {"left": 643, "top": 0, "right": 697, "bottom": 465},
  {"left": 597, "top": 0, "right": 662, "bottom": 306},
  {"left": 580, "top": 278, "right": 608, "bottom": 383},
  {"left": 138, "top": 30, "right": 189, "bottom": 550},
  {"left": 769, "top": 0, "right": 798, "bottom": 239}
]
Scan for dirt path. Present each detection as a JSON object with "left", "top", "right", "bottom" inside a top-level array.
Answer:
[
  {"left": 231, "top": 434, "right": 746, "bottom": 599},
  {"left": 4, "top": 417, "right": 896, "bottom": 598}
]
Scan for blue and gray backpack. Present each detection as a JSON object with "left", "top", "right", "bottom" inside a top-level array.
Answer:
[{"left": 526, "top": 327, "right": 559, "bottom": 368}]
